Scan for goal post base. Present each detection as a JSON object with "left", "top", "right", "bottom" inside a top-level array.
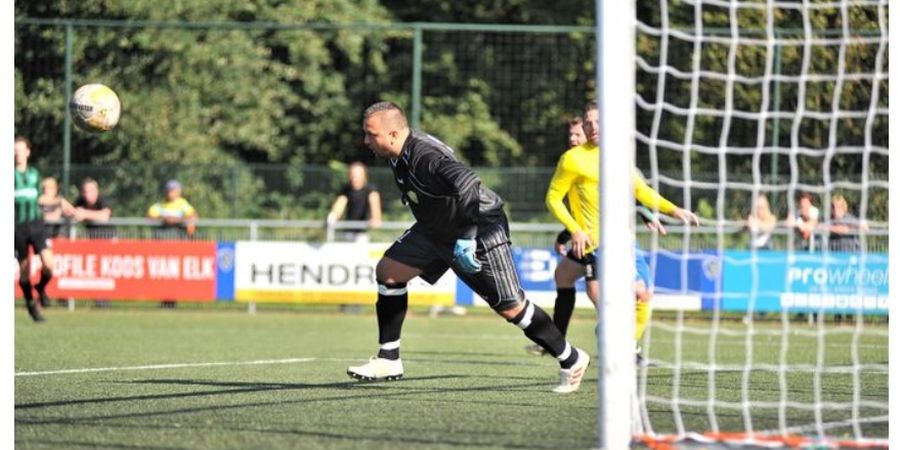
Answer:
[{"left": 634, "top": 432, "right": 890, "bottom": 450}]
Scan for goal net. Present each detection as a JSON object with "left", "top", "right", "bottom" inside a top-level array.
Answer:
[{"left": 618, "top": 0, "right": 889, "bottom": 448}]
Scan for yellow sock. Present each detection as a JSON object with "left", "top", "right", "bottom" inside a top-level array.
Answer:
[{"left": 635, "top": 300, "right": 651, "bottom": 341}]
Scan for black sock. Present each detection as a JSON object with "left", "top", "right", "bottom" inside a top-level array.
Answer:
[
  {"left": 35, "top": 269, "right": 52, "bottom": 294},
  {"left": 376, "top": 281, "right": 408, "bottom": 360},
  {"left": 19, "top": 280, "right": 34, "bottom": 304},
  {"left": 509, "top": 301, "right": 579, "bottom": 369},
  {"left": 552, "top": 287, "right": 576, "bottom": 337}
]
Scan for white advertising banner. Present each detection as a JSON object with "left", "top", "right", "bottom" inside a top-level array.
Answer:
[{"left": 233, "top": 241, "right": 456, "bottom": 305}]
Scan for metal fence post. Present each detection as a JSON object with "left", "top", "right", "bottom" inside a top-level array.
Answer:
[
  {"left": 231, "top": 165, "right": 238, "bottom": 218},
  {"left": 410, "top": 24, "right": 423, "bottom": 129},
  {"left": 770, "top": 40, "right": 783, "bottom": 212},
  {"left": 248, "top": 220, "right": 257, "bottom": 314},
  {"left": 63, "top": 22, "right": 73, "bottom": 193}
]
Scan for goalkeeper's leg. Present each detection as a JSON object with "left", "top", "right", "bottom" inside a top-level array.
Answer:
[
  {"left": 454, "top": 226, "right": 590, "bottom": 393},
  {"left": 347, "top": 232, "right": 433, "bottom": 382},
  {"left": 526, "top": 254, "right": 590, "bottom": 356}
]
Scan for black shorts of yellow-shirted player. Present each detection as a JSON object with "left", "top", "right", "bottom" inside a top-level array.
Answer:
[{"left": 346, "top": 101, "right": 590, "bottom": 394}]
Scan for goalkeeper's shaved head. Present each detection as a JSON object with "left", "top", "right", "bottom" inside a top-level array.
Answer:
[
  {"left": 362, "top": 101, "right": 412, "bottom": 158},
  {"left": 364, "top": 101, "right": 408, "bottom": 129}
]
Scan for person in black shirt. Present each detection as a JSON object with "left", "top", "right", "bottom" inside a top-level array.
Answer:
[
  {"left": 346, "top": 101, "right": 590, "bottom": 393},
  {"left": 326, "top": 162, "right": 382, "bottom": 242},
  {"left": 827, "top": 194, "right": 867, "bottom": 252},
  {"left": 73, "top": 177, "right": 115, "bottom": 239}
]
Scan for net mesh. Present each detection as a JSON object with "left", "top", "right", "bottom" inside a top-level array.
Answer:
[{"left": 633, "top": 0, "right": 888, "bottom": 447}]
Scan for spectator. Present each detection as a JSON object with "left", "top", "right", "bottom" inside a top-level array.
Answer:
[
  {"left": 148, "top": 180, "right": 197, "bottom": 309},
  {"left": 147, "top": 180, "right": 198, "bottom": 240},
  {"left": 38, "top": 176, "right": 75, "bottom": 238},
  {"left": 73, "top": 177, "right": 114, "bottom": 239},
  {"left": 326, "top": 162, "right": 382, "bottom": 242},
  {"left": 827, "top": 194, "right": 868, "bottom": 252},
  {"left": 786, "top": 192, "right": 820, "bottom": 251},
  {"left": 745, "top": 193, "right": 777, "bottom": 250}
]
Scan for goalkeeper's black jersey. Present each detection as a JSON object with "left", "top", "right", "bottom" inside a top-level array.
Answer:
[{"left": 389, "top": 130, "right": 507, "bottom": 243}]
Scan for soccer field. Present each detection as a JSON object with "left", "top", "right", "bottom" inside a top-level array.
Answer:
[{"left": 15, "top": 307, "right": 888, "bottom": 449}]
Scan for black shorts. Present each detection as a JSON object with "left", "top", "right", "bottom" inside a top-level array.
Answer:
[
  {"left": 15, "top": 220, "right": 50, "bottom": 261},
  {"left": 384, "top": 224, "right": 526, "bottom": 312},
  {"left": 565, "top": 249, "right": 597, "bottom": 281}
]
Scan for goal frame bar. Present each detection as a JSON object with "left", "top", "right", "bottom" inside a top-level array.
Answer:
[{"left": 596, "top": 0, "right": 638, "bottom": 449}]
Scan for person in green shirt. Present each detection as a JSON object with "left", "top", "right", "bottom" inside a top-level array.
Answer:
[{"left": 14, "top": 136, "right": 54, "bottom": 322}]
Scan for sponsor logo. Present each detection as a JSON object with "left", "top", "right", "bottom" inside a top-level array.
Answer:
[{"left": 217, "top": 247, "right": 235, "bottom": 272}]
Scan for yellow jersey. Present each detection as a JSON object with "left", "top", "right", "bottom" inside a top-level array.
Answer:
[
  {"left": 545, "top": 142, "right": 677, "bottom": 252},
  {"left": 147, "top": 197, "right": 196, "bottom": 220}
]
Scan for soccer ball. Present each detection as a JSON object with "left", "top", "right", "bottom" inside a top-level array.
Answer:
[{"left": 69, "top": 83, "right": 121, "bottom": 132}]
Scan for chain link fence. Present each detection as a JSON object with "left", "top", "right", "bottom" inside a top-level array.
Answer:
[{"left": 16, "top": 18, "right": 887, "bottom": 251}]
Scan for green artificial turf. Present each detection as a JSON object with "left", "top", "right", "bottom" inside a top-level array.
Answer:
[{"left": 14, "top": 305, "right": 888, "bottom": 449}]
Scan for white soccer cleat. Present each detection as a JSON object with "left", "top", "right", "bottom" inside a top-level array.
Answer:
[
  {"left": 552, "top": 348, "right": 590, "bottom": 394},
  {"left": 524, "top": 344, "right": 548, "bottom": 356},
  {"left": 347, "top": 356, "right": 404, "bottom": 382}
]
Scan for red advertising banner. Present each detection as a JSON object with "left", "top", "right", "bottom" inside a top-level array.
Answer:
[{"left": 14, "top": 239, "right": 217, "bottom": 301}]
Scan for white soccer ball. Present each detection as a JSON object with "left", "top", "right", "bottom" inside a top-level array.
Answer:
[{"left": 69, "top": 83, "right": 121, "bottom": 132}]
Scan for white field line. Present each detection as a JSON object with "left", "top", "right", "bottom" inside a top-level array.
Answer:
[
  {"left": 16, "top": 353, "right": 550, "bottom": 378},
  {"left": 16, "top": 357, "right": 317, "bottom": 377}
]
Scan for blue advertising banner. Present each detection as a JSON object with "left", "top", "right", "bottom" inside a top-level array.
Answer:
[
  {"left": 646, "top": 249, "right": 721, "bottom": 308},
  {"left": 215, "top": 241, "right": 236, "bottom": 301},
  {"left": 457, "top": 246, "right": 720, "bottom": 311},
  {"left": 720, "top": 251, "right": 888, "bottom": 315}
]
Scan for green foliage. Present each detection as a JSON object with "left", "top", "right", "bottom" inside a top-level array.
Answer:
[
  {"left": 16, "top": 0, "right": 394, "bottom": 218},
  {"left": 422, "top": 89, "right": 522, "bottom": 166},
  {"left": 635, "top": 0, "right": 888, "bottom": 222},
  {"left": 14, "top": 1, "right": 888, "bottom": 224}
]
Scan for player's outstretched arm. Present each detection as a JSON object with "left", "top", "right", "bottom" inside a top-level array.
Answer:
[
  {"left": 637, "top": 205, "right": 667, "bottom": 235},
  {"left": 633, "top": 168, "right": 700, "bottom": 227},
  {"left": 671, "top": 207, "right": 700, "bottom": 226}
]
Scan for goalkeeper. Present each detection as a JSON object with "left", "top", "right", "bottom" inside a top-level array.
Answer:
[
  {"left": 541, "top": 103, "right": 698, "bottom": 362},
  {"left": 347, "top": 101, "right": 590, "bottom": 394}
]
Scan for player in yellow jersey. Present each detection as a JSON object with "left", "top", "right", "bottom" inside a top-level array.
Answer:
[{"left": 543, "top": 103, "right": 699, "bottom": 364}]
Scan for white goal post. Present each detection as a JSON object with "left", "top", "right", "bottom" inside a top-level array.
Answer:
[
  {"left": 597, "top": 0, "right": 889, "bottom": 448},
  {"left": 596, "top": 1, "right": 638, "bottom": 450}
]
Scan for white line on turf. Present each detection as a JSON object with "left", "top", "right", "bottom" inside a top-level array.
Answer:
[
  {"left": 16, "top": 355, "right": 548, "bottom": 378},
  {"left": 15, "top": 357, "right": 317, "bottom": 377}
]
